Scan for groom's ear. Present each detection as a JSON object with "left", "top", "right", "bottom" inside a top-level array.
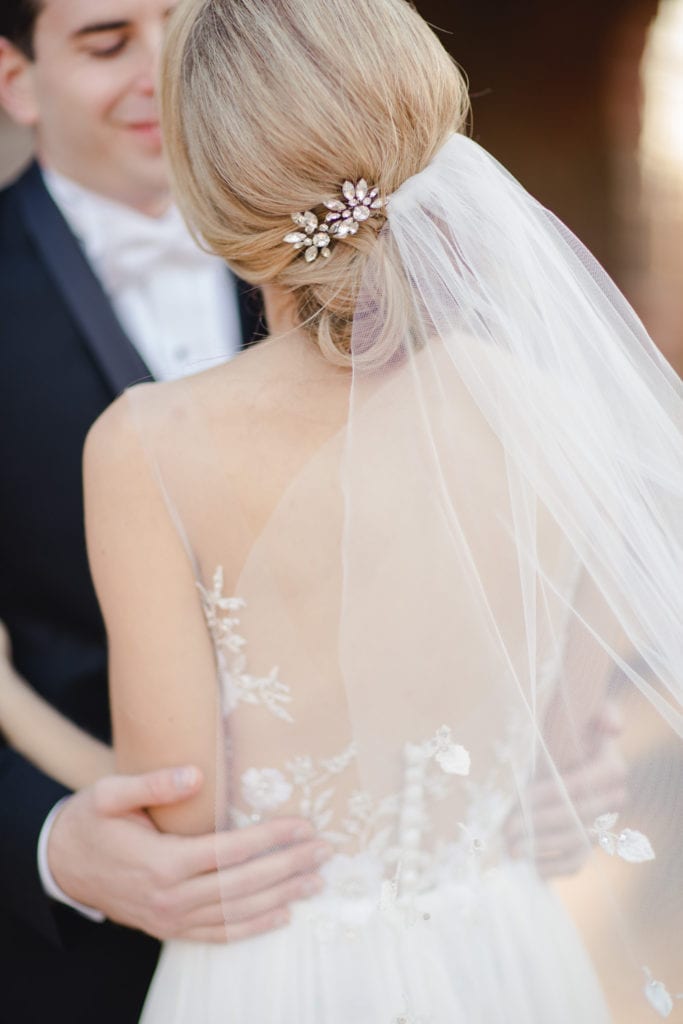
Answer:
[{"left": 0, "top": 37, "right": 40, "bottom": 127}]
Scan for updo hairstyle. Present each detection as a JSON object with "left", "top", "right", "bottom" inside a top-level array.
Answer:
[{"left": 161, "top": 0, "right": 469, "bottom": 364}]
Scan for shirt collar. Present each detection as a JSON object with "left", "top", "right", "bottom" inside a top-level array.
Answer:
[{"left": 41, "top": 167, "right": 218, "bottom": 293}]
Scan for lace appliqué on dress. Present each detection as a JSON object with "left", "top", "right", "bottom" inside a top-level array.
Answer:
[
  {"left": 198, "top": 569, "right": 522, "bottom": 895},
  {"left": 197, "top": 568, "right": 293, "bottom": 723},
  {"left": 589, "top": 813, "right": 655, "bottom": 863},
  {"left": 643, "top": 967, "right": 683, "bottom": 1019},
  {"left": 233, "top": 741, "right": 360, "bottom": 835},
  {"left": 234, "top": 725, "right": 486, "bottom": 903}
]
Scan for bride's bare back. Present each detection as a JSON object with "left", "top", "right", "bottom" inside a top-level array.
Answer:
[{"left": 84, "top": 330, "right": 352, "bottom": 834}]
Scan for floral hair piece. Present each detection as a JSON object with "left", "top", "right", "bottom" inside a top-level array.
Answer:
[{"left": 283, "top": 179, "right": 384, "bottom": 263}]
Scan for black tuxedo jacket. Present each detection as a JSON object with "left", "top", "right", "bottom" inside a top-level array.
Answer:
[{"left": 0, "top": 162, "right": 262, "bottom": 1024}]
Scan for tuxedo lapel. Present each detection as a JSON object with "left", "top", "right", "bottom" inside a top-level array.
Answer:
[{"left": 15, "top": 163, "right": 152, "bottom": 395}]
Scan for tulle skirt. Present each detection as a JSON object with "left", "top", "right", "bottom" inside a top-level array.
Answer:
[{"left": 140, "top": 856, "right": 611, "bottom": 1023}]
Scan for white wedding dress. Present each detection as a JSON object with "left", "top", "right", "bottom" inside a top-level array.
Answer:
[{"left": 144, "top": 847, "right": 609, "bottom": 1024}]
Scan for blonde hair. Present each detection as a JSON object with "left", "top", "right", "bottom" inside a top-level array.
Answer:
[{"left": 161, "top": 0, "right": 469, "bottom": 364}]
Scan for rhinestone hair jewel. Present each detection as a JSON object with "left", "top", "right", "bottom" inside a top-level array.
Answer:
[{"left": 283, "top": 179, "right": 384, "bottom": 262}]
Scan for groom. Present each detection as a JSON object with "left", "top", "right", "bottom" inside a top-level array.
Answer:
[{"left": 0, "top": 2, "right": 330, "bottom": 1022}]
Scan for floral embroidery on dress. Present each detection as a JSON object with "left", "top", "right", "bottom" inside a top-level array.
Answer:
[
  {"left": 235, "top": 741, "right": 360, "bottom": 833},
  {"left": 407, "top": 724, "right": 471, "bottom": 776},
  {"left": 590, "top": 813, "right": 655, "bottom": 863},
  {"left": 241, "top": 767, "right": 293, "bottom": 814},
  {"left": 198, "top": 570, "right": 521, "bottom": 902},
  {"left": 235, "top": 725, "right": 483, "bottom": 900},
  {"left": 643, "top": 967, "right": 683, "bottom": 1018},
  {"left": 197, "top": 567, "right": 294, "bottom": 723}
]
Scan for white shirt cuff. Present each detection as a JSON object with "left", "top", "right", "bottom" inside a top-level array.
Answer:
[{"left": 38, "top": 797, "right": 106, "bottom": 923}]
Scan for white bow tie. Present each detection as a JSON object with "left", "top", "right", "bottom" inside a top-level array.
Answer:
[
  {"left": 91, "top": 205, "right": 213, "bottom": 293},
  {"left": 43, "top": 169, "right": 215, "bottom": 294}
]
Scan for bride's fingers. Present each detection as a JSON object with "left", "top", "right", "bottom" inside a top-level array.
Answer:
[{"left": 182, "top": 908, "right": 291, "bottom": 945}]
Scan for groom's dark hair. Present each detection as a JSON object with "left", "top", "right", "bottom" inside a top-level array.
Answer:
[{"left": 0, "top": 0, "right": 42, "bottom": 59}]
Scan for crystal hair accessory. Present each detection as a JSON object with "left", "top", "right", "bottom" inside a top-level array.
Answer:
[{"left": 283, "top": 179, "right": 384, "bottom": 262}]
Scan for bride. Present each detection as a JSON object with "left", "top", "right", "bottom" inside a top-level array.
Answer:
[{"left": 9, "top": 0, "right": 683, "bottom": 1019}]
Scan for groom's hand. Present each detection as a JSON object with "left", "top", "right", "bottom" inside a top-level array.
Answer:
[
  {"left": 48, "top": 766, "right": 331, "bottom": 943},
  {"left": 503, "top": 699, "right": 628, "bottom": 878}
]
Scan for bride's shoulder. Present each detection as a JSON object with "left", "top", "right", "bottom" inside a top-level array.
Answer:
[
  {"left": 128, "top": 333, "right": 347, "bottom": 438},
  {"left": 85, "top": 339, "right": 275, "bottom": 449},
  {"left": 85, "top": 334, "right": 349, "bottom": 481},
  {"left": 82, "top": 383, "right": 164, "bottom": 522},
  {"left": 84, "top": 379, "right": 170, "bottom": 473}
]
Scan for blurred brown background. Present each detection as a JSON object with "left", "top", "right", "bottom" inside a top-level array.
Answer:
[{"left": 419, "top": 0, "right": 683, "bottom": 374}]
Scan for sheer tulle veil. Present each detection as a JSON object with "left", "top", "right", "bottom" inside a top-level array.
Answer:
[{"left": 337, "top": 131, "right": 683, "bottom": 1013}]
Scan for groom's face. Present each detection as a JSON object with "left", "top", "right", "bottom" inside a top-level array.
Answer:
[{"left": 2, "top": 0, "right": 176, "bottom": 212}]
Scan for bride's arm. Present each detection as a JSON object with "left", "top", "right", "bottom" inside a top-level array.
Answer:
[
  {"left": 84, "top": 392, "right": 220, "bottom": 836},
  {"left": 0, "top": 623, "right": 114, "bottom": 790}
]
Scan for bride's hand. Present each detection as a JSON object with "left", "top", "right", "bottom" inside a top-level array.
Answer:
[
  {"left": 48, "top": 766, "right": 332, "bottom": 943},
  {"left": 503, "top": 699, "right": 628, "bottom": 878}
]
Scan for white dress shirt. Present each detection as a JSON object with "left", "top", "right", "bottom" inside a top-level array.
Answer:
[
  {"left": 36, "top": 170, "right": 244, "bottom": 920},
  {"left": 42, "top": 169, "right": 243, "bottom": 381}
]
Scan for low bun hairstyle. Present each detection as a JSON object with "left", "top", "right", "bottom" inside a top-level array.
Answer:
[{"left": 161, "top": 0, "right": 469, "bottom": 364}]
